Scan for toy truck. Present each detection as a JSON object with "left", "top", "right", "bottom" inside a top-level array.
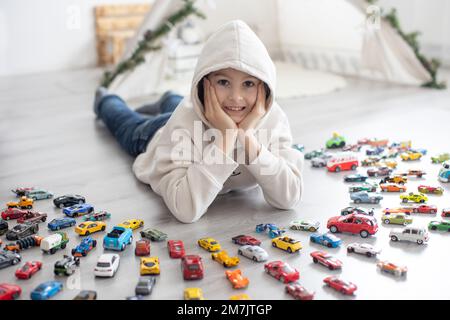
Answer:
[
  {"left": 40, "top": 232, "right": 69, "bottom": 254},
  {"left": 103, "top": 226, "right": 133, "bottom": 251}
]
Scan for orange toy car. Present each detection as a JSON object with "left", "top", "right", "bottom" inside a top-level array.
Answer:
[
  {"left": 225, "top": 269, "right": 249, "bottom": 289},
  {"left": 383, "top": 207, "right": 413, "bottom": 215},
  {"left": 367, "top": 139, "right": 389, "bottom": 147},
  {"left": 380, "top": 183, "right": 407, "bottom": 193}
]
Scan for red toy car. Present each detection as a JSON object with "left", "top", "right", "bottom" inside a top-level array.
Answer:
[
  {"left": 15, "top": 261, "right": 42, "bottom": 279},
  {"left": 326, "top": 155, "right": 359, "bottom": 173},
  {"left": 17, "top": 211, "right": 47, "bottom": 224},
  {"left": 418, "top": 185, "right": 443, "bottom": 195},
  {"left": 264, "top": 261, "right": 299, "bottom": 284},
  {"left": 327, "top": 213, "right": 378, "bottom": 238},
  {"left": 442, "top": 208, "right": 450, "bottom": 218},
  {"left": 167, "top": 240, "right": 185, "bottom": 258},
  {"left": 310, "top": 251, "right": 342, "bottom": 270},
  {"left": 231, "top": 235, "right": 261, "bottom": 246},
  {"left": 285, "top": 283, "right": 315, "bottom": 300},
  {"left": 412, "top": 205, "right": 437, "bottom": 214},
  {"left": 0, "top": 283, "right": 22, "bottom": 300},
  {"left": 134, "top": 239, "right": 150, "bottom": 256},
  {"left": 323, "top": 276, "right": 357, "bottom": 295},
  {"left": 181, "top": 255, "right": 204, "bottom": 280},
  {"left": 367, "top": 166, "right": 392, "bottom": 177},
  {"left": 1, "top": 208, "right": 28, "bottom": 220}
]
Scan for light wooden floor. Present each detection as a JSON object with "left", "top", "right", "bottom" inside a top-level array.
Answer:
[{"left": 1, "top": 68, "right": 450, "bottom": 300}]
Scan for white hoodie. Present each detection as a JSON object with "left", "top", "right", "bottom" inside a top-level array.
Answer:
[{"left": 132, "top": 20, "right": 304, "bottom": 223}]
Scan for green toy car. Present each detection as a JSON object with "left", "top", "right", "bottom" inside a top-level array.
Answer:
[
  {"left": 326, "top": 133, "right": 346, "bottom": 149},
  {"left": 428, "top": 220, "right": 450, "bottom": 231},
  {"left": 400, "top": 192, "right": 428, "bottom": 203},
  {"left": 140, "top": 228, "right": 168, "bottom": 242},
  {"left": 305, "top": 149, "right": 324, "bottom": 160},
  {"left": 348, "top": 182, "right": 378, "bottom": 193},
  {"left": 382, "top": 213, "right": 413, "bottom": 226},
  {"left": 431, "top": 153, "right": 450, "bottom": 164}
]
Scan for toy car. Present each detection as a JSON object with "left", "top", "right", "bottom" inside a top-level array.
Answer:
[
  {"left": 271, "top": 236, "right": 302, "bottom": 253},
  {"left": 15, "top": 261, "right": 42, "bottom": 279},
  {"left": 367, "top": 166, "right": 392, "bottom": 177},
  {"left": 382, "top": 213, "right": 413, "bottom": 225},
  {"left": 83, "top": 210, "right": 111, "bottom": 221},
  {"left": 350, "top": 191, "right": 383, "bottom": 204},
  {"left": 439, "top": 161, "right": 450, "bottom": 182},
  {"left": 41, "top": 232, "right": 69, "bottom": 254},
  {"left": 340, "top": 206, "right": 374, "bottom": 216},
  {"left": 346, "top": 243, "right": 381, "bottom": 257},
  {"left": 140, "top": 228, "right": 168, "bottom": 241},
  {"left": 103, "top": 226, "right": 133, "bottom": 251},
  {"left": 400, "top": 150, "right": 422, "bottom": 161},
  {"left": 383, "top": 207, "right": 413, "bottom": 215},
  {"left": 3, "top": 235, "right": 43, "bottom": 253},
  {"left": 6, "top": 196, "right": 33, "bottom": 209},
  {"left": 398, "top": 169, "right": 426, "bottom": 178},
  {"left": 94, "top": 254, "right": 120, "bottom": 278},
  {"left": 75, "top": 221, "right": 106, "bottom": 236},
  {"left": 53, "top": 194, "right": 85, "bottom": 208},
  {"left": 225, "top": 269, "right": 249, "bottom": 289},
  {"left": 344, "top": 174, "right": 368, "bottom": 183},
  {"left": 255, "top": 223, "right": 286, "bottom": 238},
  {"left": 0, "top": 219, "right": 8, "bottom": 236},
  {"left": 212, "top": 250, "right": 239, "bottom": 267},
  {"left": 327, "top": 154, "right": 358, "bottom": 172},
  {"left": 0, "top": 284, "right": 22, "bottom": 300},
  {"left": 323, "top": 276, "right": 357, "bottom": 295},
  {"left": 327, "top": 213, "right": 378, "bottom": 238},
  {"left": 411, "top": 205, "right": 437, "bottom": 214},
  {"left": 366, "top": 147, "right": 384, "bottom": 156},
  {"left": 367, "top": 138, "right": 389, "bottom": 147},
  {"left": 442, "top": 208, "right": 450, "bottom": 217},
  {"left": 135, "top": 277, "right": 156, "bottom": 296},
  {"left": 389, "top": 227, "right": 429, "bottom": 245},
  {"left": 11, "top": 187, "right": 35, "bottom": 197},
  {"left": 135, "top": 239, "right": 151, "bottom": 256},
  {"left": 237, "top": 245, "right": 269, "bottom": 262},
  {"left": 310, "top": 251, "right": 342, "bottom": 270},
  {"left": 377, "top": 261, "right": 407, "bottom": 277},
  {"left": 305, "top": 149, "right": 324, "bottom": 160},
  {"left": 348, "top": 183, "right": 377, "bottom": 193},
  {"left": 0, "top": 251, "right": 21, "bottom": 269},
  {"left": 63, "top": 203, "right": 94, "bottom": 217},
  {"left": 292, "top": 144, "right": 304, "bottom": 152},
  {"left": 197, "top": 237, "right": 221, "bottom": 252},
  {"left": 167, "top": 240, "right": 185, "bottom": 258},
  {"left": 400, "top": 192, "right": 428, "bottom": 203},
  {"left": 285, "top": 283, "right": 315, "bottom": 300},
  {"left": 310, "top": 233, "right": 342, "bottom": 248},
  {"left": 73, "top": 290, "right": 97, "bottom": 300},
  {"left": 71, "top": 237, "right": 97, "bottom": 257},
  {"left": 47, "top": 217, "right": 76, "bottom": 231},
  {"left": 17, "top": 211, "right": 47, "bottom": 224},
  {"left": 264, "top": 261, "right": 299, "bottom": 283},
  {"left": 381, "top": 175, "right": 407, "bottom": 185},
  {"left": 30, "top": 281, "right": 63, "bottom": 300},
  {"left": 380, "top": 183, "right": 407, "bottom": 192},
  {"left": 342, "top": 144, "right": 362, "bottom": 152},
  {"left": 431, "top": 153, "right": 450, "bottom": 164},
  {"left": 118, "top": 219, "right": 144, "bottom": 230},
  {"left": 26, "top": 189, "right": 53, "bottom": 200},
  {"left": 289, "top": 220, "right": 320, "bottom": 232},
  {"left": 381, "top": 159, "right": 398, "bottom": 169},
  {"left": 181, "top": 255, "right": 204, "bottom": 280},
  {"left": 418, "top": 185, "right": 443, "bottom": 195},
  {"left": 140, "top": 257, "right": 160, "bottom": 275},
  {"left": 1, "top": 208, "right": 29, "bottom": 220},
  {"left": 54, "top": 255, "right": 80, "bottom": 276},
  {"left": 231, "top": 235, "right": 261, "bottom": 246},
  {"left": 230, "top": 294, "right": 250, "bottom": 300},
  {"left": 311, "top": 153, "right": 333, "bottom": 167},
  {"left": 361, "top": 157, "right": 381, "bottom": 167},
  {"left": 6, "top": 223, "right": 39, "bottom": 241},
  {"left": 428, "top": 220, "right": 450, "bottom": 231},
  {"left": 184, "top": 288, "right": 204, "bottom": 300},
  {"left": 326, "top": 132, "right": 346, "bottom": 149}
]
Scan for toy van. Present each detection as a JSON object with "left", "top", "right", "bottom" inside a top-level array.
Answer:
[
  {"left": 41, "top": 232, "right": 69, "bottom": 254},
  {"left": 327, "top": 154, "right": 359, "bottom": 172}
]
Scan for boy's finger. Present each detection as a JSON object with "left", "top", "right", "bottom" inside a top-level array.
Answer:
[{"left": 204, "top": 78, "right": 211, "bottom": 112}]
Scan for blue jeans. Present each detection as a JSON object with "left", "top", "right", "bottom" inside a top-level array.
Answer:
[{"left": 98, "top": 94, "right": 183, "bottom": 157}]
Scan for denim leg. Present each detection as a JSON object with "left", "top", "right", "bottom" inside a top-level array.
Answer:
[{"left": 160, "top": 94, "right": 183, "bottom": 114}]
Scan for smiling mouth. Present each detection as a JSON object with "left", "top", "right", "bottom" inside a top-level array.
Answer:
[{"left": 224, "top": 106, "right": 246, "bottom": 112}]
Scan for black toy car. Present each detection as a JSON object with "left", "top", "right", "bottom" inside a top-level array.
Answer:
[
  {"left": 54, "top": 255, "right": 80, "bottom": 276},
  {"left": 5, "top": 223, "right": 39, "bottom": 241},
  {"left": 340, "top": 206, "right": 374, "bottom": 216},
  {"left": 53, "top": 194, "right": 86, "bottom": 208},
  {"left": 135, "top": 277, "right": 156, "bottom": 296},
  {"left": 73, "top": 290, "right": 97, "bottom": 300},
  {"left": 0, "top": 251, "right": 21, "bottom": 269},
  {"left": 0, "top": 219, "right": 9, "bottom": 236}
]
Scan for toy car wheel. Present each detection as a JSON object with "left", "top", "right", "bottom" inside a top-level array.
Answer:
[
  {"left": 347, "top": 247, "right": 354, "bottom": 253},
  {"left": 390, "top": 236, "right": 398, "bottom": 242},
  {"left": 61, "top": 243, "right": 66, "bottom": 249},
  {"left": 330, "top": 226, "right": 338, "bottom": 233},
  {"left": 328, "top": 265, "right": 334, "bottom": 271},
  {"left": 366, "top": 252, "right": 373, "bottom": 257},
  {"left": 78, "top": 200, "right": 84, "bottom": 204},
  {"left": 50, "top": 248, "right": 56, "bottom": 254},
  {"left": 351, "top": 165, "right": 357, "bottom": 170},
  {"left": 354, "top": 199, "right": 361, "bottom": 204},
  {"left": 360, "top": 230, "right": 369, "bottom": 238},
  {"left": 287, "top": 247, "right": 292, "bottom": 253},
  {"left": 82, "top": 251, "right": 87, "bottom": 257},
  {"left": 309, "top": 227, "right": 316, "bottom": 232},
  {"left": 238, "top": 250, "right": 243, "bottom": 255},
  {"left": 280, "top": 276, "right": 286, "bottom": 283},
  {"left": 12, "top": 258, "right": 19, "bottom": 265},
  {"left": 417, "top": 240, "right": 423, "bottom": 245},
  {"left": 223, "top": 262, "right": 228, "bottom": 268},
  {"left": 101, "top": 226, "right": 105, "bottom": 231},
  {"left": 271, "top": 242, "right": 277, "bottom": 248},
  {"left": 420, "top": 200, "right": 425, "bottom": 203},
  {"left": 252, "top": 256, "right": 258, "bottom": 262},
  {"left": 71, "top": 249, "right": 76, "bottom": 255},
  {"left": 326, "top": 243, "right": 332, "bottom": 248},
  {"left": 93, "top": 240, "right": 97, "bottom": 247},
  {"left": 313, "top": 258, "right": 318, "bottom": 263},
  {"left": 85, "top": 231, "right": 90, "bottom": 236},
  {"left": 59, "top": 203, "right": 65, "bottom": 209},
  {"left": 121, "top": 243, "right": 126, "bottom": 251},
  {"left": 335, "top": 167, "right": 341, "bottom": 172},
  {"left": 431, "top": 226, "right": 437, "bottom": 230}
]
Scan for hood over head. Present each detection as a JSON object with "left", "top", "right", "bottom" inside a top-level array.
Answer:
[{"left": 191, "top": 20, "right": 276, "bottom": 129}]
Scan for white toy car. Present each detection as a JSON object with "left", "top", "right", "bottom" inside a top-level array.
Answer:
[
  {"left": 237, "top": 245, "right": 268, "bottom": 262},
  {"left": 389, "top": 227, "right": 429, "bottom": 245},
  {"left": 346, "top": 242, "right": 381, "bottom": 257},
  {"left": 311, "top": 153, "right": 333, "bottom": 167},
  {"left": 94, "top": 254, "right": 120, "bottom": 277},
  {"left": 289, "top": 220, "right": 320, "bottom": 232}
]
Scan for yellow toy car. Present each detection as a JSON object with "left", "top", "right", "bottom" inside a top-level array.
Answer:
[
  {"left": 400, "top": 192, "right": 428, "bottom": 204},
  {"left": 118, "top": 219, "right": 144, "bottom": 230},
  {"left": 197, "top": 237, "right": 221, "bottom": 252},
  {"left": 271, "top": 236, "right": 302, "bottom": 253},
  {"left": 7, "top": 196, "right": 34, "bottom": 209},
  {"left": 230, "top": 294, "right": 250, "bottom": 300},
  {"left": 401, "top": 151, "right": 422, "bottom": 161},
  {"left": 184, "top": 288, "right": 204, "bottom": 300},
  {"left": 381, "top": 160, "right": 398, "bottom": 169},
  {"left": 75, "top": 221, "right": 106, "bottom": 236},
  {"left": 211, "top": 250, "right": 239, "bottom": 267},
  {"left": 140, "top": 256, "right": 160, "bottom": 275}
]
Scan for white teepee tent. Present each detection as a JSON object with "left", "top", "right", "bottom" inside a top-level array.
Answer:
[{"left": 108, "top": 0, "right": 432, "bottom": 100}]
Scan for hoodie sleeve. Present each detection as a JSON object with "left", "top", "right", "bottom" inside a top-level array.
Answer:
[
  {"left": 245, "top": 113, "right": 304, "bottom": 210},
  {"left": 151, "top": 130, "right": 239, "bottom": 223}
]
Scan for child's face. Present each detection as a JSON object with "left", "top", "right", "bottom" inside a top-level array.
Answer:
[{"left": 207, "top": 68, "right": 262, "bottom": 124}]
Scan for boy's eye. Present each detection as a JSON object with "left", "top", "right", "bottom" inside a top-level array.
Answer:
[
  {"left": 244, "top": 81, "right": 255, "bottom": 87},
  {"left": 217, "top": 79, "right": 229, "bottom": 86}
]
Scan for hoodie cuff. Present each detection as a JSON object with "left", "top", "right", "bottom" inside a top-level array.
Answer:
[
  {"left": 195, "top": 142, "right": 239, "bottom": 188},
  {"left": 246, "top": 145, "right": 280, "bottom": 178}
]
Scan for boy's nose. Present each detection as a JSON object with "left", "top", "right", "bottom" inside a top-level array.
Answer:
[{"left": 228, "top": 89, "right": 245, "bottom": 103}]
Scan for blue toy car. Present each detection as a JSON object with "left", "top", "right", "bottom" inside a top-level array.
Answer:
[
  {"left": 103, "top": 226, "right": 133, "bottom": 251},
  {"left": 350, "top": 191, "right": 383, "bottom": 204},
  {"left": 63, "top": 203, "right": 94, "bottom": 217},
  {"left": 47, "top": 217, "right": 76, "bottom": 231},
  {"left": 439, "top": 161, "right": 450, "bottom": 183},
  {"left": 344, "top": 174, "right": 368, "bottom": 183},
  {"left": 292, "top": 144, "right": 305, "bottom": 153},
  {"left": 30, "top": 281, "right": 63, "bottom": 300},
  {"left": 366, "top": 147, "right": 384, "bottom": 156},
  {"left": 71, "top": 237, "right": 97, "bottom": 257},
  {"left": 255, "top": 223, "right": 286, "bottom": 238},
  {"left": 310, "top": 233, "right": 342, "bottom": 248}
]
